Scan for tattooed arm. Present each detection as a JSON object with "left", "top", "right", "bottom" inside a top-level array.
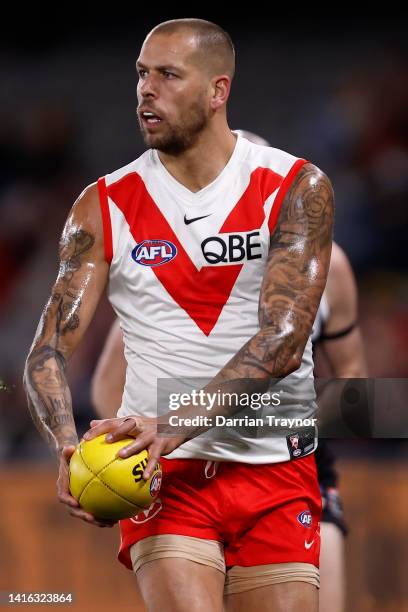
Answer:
[
  {"left": 212, "top": 162, "right": 334, "bottom": 385},
  {"left": 23, "top": 183, "right": 108, "bottom": 456},
  {"left": 23, "top": 183, "right": 114, "bottom": 526}
]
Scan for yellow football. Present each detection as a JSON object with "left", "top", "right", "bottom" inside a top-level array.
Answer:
[{"left": 69, "top": 434, "right": 162, "bottom": 520}]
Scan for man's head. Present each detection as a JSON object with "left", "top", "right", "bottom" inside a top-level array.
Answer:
[{"left": 136, "top": 18, "right": 235, "bottom": 154}]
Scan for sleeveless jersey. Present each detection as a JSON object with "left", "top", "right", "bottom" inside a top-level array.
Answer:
[{"left": 97, "top": 134, "right": 317, "bottom": 463}]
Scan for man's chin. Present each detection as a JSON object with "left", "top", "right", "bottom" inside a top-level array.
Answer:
[
  {"left": 141, "top": 132, "right": 165, "bottom": 150},
  {"left": 139, "top": 128, "right": 187, "bottom": 155}
]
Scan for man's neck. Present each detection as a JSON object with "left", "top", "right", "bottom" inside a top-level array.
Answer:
[{"left": 157, "top": 127, "right": 237, "bottom": 193}]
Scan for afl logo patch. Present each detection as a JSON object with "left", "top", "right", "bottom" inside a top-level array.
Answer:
[
  {"left": 149, "top": 471, "right": 162, "bottom": 497},
  {"left": 297, "top": 510, "right": 312, "bottom": 528},
  {"left": 131, "top": 240, "right": 177, "bottom": 267}
]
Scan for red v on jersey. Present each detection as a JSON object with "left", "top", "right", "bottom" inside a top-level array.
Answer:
[
  {"left": 106, "top": 168, "right": 283, "bottom": 336},
  {"left": 220, "top": 167, "right": 283, "bottom": 232}
]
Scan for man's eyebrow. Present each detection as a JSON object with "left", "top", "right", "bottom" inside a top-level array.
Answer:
[{"left": 136, "top": 61, "right": 183, "bottom": 73}]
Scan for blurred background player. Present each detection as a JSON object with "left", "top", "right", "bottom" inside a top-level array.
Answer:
[
  {"left": 311, "top": 241, "right": 367, "bottom": 612},
  {"left": 91, "top": 131, "right": 366, "bottom": 612}
]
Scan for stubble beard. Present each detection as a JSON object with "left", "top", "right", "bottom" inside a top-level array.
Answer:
[{"left": 138, "top": 99, "right": 209, "bottom": 155}]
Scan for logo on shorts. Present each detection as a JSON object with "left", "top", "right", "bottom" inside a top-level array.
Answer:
[
  {"left": 130, "top": 499, "right": 163, "bottom": 524},
  {"left": 149, "top": 471, "right": 162, "bottom": 497},
  {"left": 131, "top": 240, "right": 177, "bottom": 267},
  {"left": 289, "top": 434, "right": 302, "bottom": 457},
  {"left": 297, "top": 510, "right": 312, "bottom": 528}
]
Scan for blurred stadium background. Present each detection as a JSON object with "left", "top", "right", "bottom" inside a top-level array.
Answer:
[{"left": 0, "top": 11, "right": 407, "bottom": 611}]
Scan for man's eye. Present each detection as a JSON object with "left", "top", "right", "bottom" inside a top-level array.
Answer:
[
  {"left": 138, "top": 69, "right": 147, "bottom": 78},
  {"left": 163, "top": 71, "right": 176, "bottom": 79}
]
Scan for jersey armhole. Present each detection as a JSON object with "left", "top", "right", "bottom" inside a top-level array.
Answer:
[
  {"left": 97, "top": 177, "right": 113, "bottom": 264},
  {"left": 267, "top": 158, "right": 308, "bottom": 234}
]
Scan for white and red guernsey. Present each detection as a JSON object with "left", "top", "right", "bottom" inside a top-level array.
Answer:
[{"left": 97, "top": 133, "right": 317, "bottom": 464}]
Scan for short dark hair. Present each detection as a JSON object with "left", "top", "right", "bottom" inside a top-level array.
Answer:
[{"left": 149, "top": 18, "right": 235, "bottom": 79}]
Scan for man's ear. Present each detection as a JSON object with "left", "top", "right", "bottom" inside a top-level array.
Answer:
[{"left": 210, "top": 75, "right": 231, "bottom": 110}]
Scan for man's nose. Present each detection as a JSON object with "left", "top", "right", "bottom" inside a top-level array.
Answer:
[{"left": 138, "top": 75, "right": 158, "bottom": 98}]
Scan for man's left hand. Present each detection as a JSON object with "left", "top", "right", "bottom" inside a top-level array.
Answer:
[{"left": 82, "top": 416, "right": 186, "bottom": 480}]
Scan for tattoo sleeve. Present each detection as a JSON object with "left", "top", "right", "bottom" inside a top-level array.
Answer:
[
  {"left": 23, "top": 224, "right": 99, "bottom": 457},
  {"left": 213, "top": 162, "right": 334, "bottom": 386}
]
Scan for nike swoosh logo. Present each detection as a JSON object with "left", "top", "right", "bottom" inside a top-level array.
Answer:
[
  {"left": 184, "top": 214, "right": 211, "bottom": 225},
  {"left": 304, "top": 540, "right": 315, "bottom": 550}
]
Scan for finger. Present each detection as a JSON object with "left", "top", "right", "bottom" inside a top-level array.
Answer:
[
  {"left": 58, "top": 449, "right": 79, "bottom": 507},
  {"left": 90, "top": 420, "right": 103, "bottom": 427},
  {"left": 68, "top": 507, "right": 116, "bottom": 527},
  {"left": 68, "top": 505, "right": 115, "bottom": 524},
  {"left": 62, "top": 445, "right": 77, "bottom": 461},
  {"left": 58, "top": 491, "right": 79, "bottom": 508},
  {"left": 116, "top": 432, "right": 154, "bottom": 458},
  {"left": 57, "top": 473, "right": 80, "bottom": 507},
  {"left": 143, "top": 444, "right": 161, "bottom": 480},
  {"left": 105, "top": 417, "right": 142, "bottom": 443},
  {"left": 82, "top": 419, "right": 117, "bottom": 440}
]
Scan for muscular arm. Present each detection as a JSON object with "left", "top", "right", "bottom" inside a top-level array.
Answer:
[
  {"left": 91, "top": 319, "right": 126, "bottom": 418},
  {"left": 212, "top": 162, "right": 334, "bottom": 386},
  {"left": 23, "top": 183, "right": 109, "bottom": 457}
]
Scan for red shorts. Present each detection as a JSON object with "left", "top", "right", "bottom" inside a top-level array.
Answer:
[{"left": 119, "top": 453, "right": 321, "bottom": 570}]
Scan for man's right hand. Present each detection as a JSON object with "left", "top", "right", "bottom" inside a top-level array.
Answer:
[{"left": 57, "top": 445, "right": 117, "bottom": 528}]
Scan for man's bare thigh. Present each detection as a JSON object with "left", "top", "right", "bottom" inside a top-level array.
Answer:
[{"left": 136, "top": 557, "right": 225, "bottom": 612}]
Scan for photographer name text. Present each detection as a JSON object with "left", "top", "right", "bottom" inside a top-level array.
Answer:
[{"left": 168, "top": 415, "right": 317, "bottom": 428}]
